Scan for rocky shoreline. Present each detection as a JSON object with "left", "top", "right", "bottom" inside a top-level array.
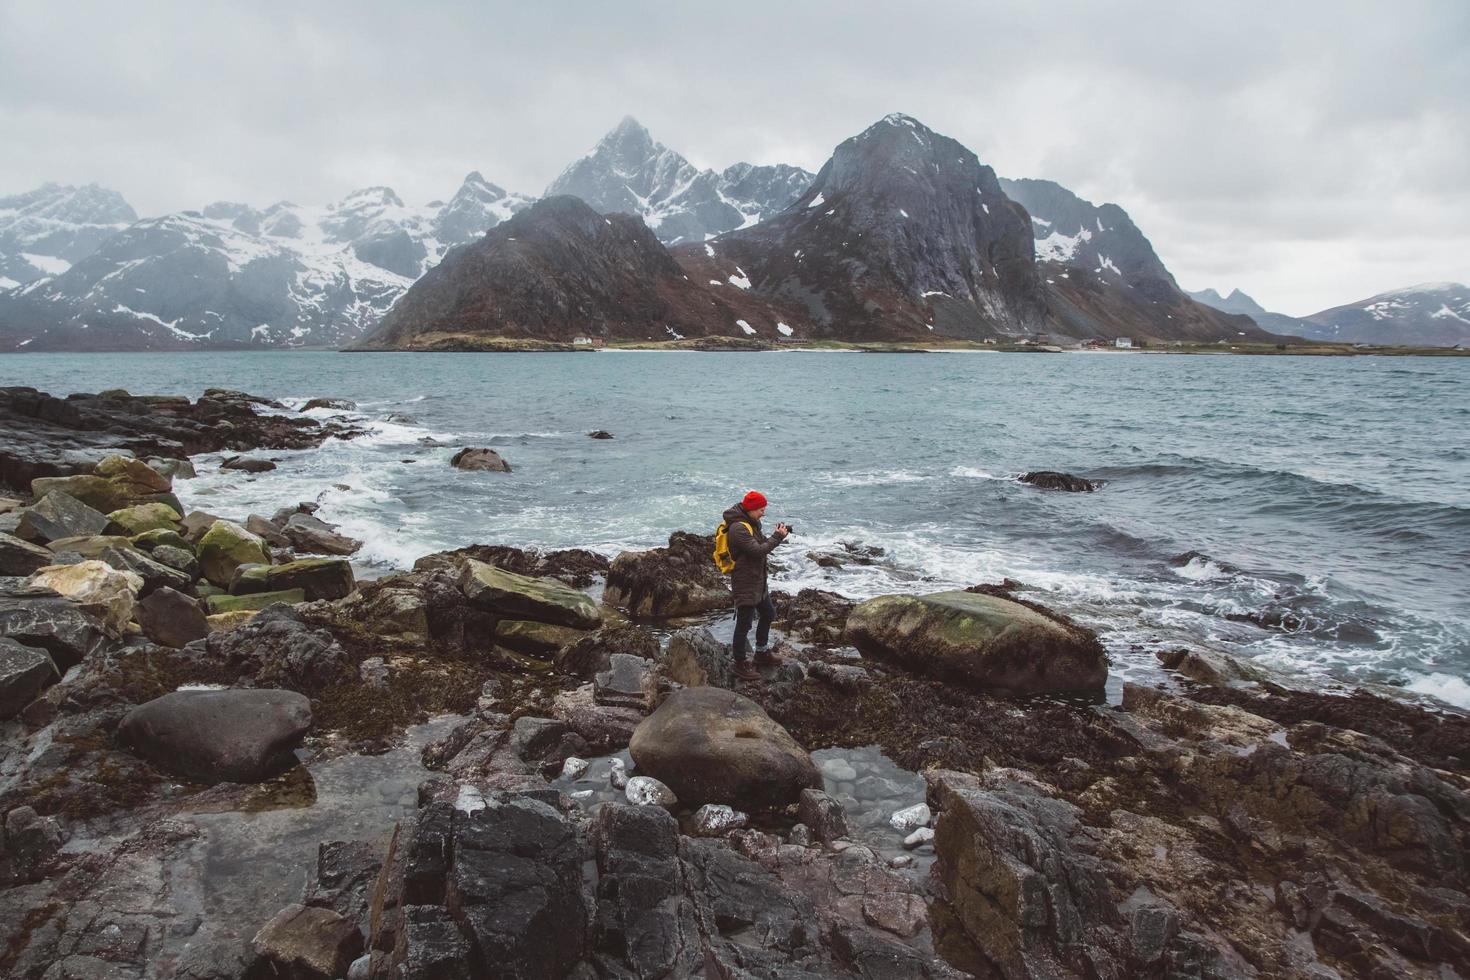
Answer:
[{"left": 1, "top": 388, "right": 1468, "bottom": 979}]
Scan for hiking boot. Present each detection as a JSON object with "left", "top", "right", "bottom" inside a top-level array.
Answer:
[
  {"left": 734, "top": 662, "right": 762, "bottom": 682},
  {"left": 753, "top": 647, "right": 785, "bottom": 667}
]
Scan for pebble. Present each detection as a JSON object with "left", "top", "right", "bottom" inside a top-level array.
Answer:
[
  {"left": 890, "top": 803, "right": 931, "bottom": 833},
  {"left": 903, "top": 827, "right": 935, "bottom": 850},
  {"left": 692, "top": 804, "right": 749, "bottom": 836},
  {"left": 608, "top": 757, "right": 629, "bottom": 789},
  {"left": 625, "top": 775, "right": 677, "bottom": 808},
  {"left": 889, "top": 854, "right": 914, "bottom": 869},
  {"left": 561, "top": 756, "right": 590, "bottom": 780},
  {"left": 789, "top": 823, "right": 814, "bottom": 847}
]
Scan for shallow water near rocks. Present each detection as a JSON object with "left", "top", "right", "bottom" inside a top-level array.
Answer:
[{"left": 551, "top": 743, "right": 934, "bottom": 875}]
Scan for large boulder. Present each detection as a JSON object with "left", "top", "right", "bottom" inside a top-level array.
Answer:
[
  {"left": 119, "top": 688, "right": 312, "bottom": 783},
  {"left": 0, "top": 637, "right": 58, "bottom": 719},
  {"left": 281, "top": 512, "right": 362, "bottom": 556},
  {"left": 1019, "top": 471, "right": 1100, "bottom": 492},
  {"left": 629, "top": 687, "right": 821, "bottom": 810},
  {"left": 14, "top": 491, "right": 108, "bottom": 543},
  {"left": 458, "top": 559, "right": 601, "bottom": 630},
  {"left": 450, "top": 447, "right": 511, "bottom": 472},
  {"left": 603, "top": 531, "right": 730, "bottom": 618},
  {"left": 0, "top": 532, "right": 53, "bottom": 576},
  {"left": 335, "top": 575, "right": 429, "bottom": 639},
  {"left": 0, "top": 578, "right": 109, "bottom": 669},
  {"left": 27, "top": 560, "right": 143, "bottom": 635},
  {"left": 844, "top": 590, "right": 1108, "bottom": 695},
  {"left": 186, "top": 605, "right": 349, "bottom": 690},
  {"left": 231, "top": 558, "right": 355, "bottom": 601},
  {"left": 197, "top": 520, "right": 270, "bottom": 587},
  {"left": 136, "top": 586, "right": 210, "bottom": 648}
]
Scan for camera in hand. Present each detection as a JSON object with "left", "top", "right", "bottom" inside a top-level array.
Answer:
[{"left": 782, "top": 524, "right": 796, "bottom": 536}]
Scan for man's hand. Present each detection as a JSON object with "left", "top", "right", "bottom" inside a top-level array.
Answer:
[{"left": 775, "top": 523, "right": 791, "bottom": 538}]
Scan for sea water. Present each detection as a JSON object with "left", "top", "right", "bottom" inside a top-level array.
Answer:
[{"left": 5, "top": 350, "right": 1467, "bottom": 707}]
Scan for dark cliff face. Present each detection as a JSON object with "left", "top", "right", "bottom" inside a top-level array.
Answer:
[
  {"left": 696, "top": 114, "right": 1049, "bottom": 340},
  {"left": 361, "top": 196, "right": 684, "bottom": 345}
]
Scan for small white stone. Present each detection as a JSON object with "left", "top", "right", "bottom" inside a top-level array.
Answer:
[
  {"left": 819, "top": 758, "right": 859, "bottom": 782},
  {"left": 625, "top": 775, "right": 677, "bottom": 808},
  {"left": 570, "top": 790, "right": 594, "bottom": 802},
  {"left": 903, "top": 827, "right": 935, "bottom": 850},
  {"left": 454, "top": 784, "right": 487, "bottom": 815},
  {"left": 889, "top": 854, "right": 914, "bottom": 869},
  {"left": 608, "top": 757, "right": 629, "bottom": 789},
  {"left": 890, "top": 803, "right": 931, "bottom": 833},
  {"left": 692, "top": 804, "right": 749, "bottom": 836},
  {"left": 561, "top": 756, "right": 590, "bottom": 780}
]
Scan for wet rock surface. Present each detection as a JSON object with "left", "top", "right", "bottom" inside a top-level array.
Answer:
[
  {"left": 1018, "top": 470, "right": 1101, "bottom": 492},
  {"left": 1, "top": 387, "right": 1467, "bottom": 979},
  {"left": 604, "top": 529, "right": 730, "bottom": 617},
  {"left": 119, "top": 689, "right": 313, "bottom": 784}
]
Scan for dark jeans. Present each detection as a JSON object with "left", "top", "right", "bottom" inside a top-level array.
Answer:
[{"left": 732, "top": 594, "right": 776, "bottom": 662}]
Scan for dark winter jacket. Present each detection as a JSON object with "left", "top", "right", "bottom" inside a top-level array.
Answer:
[{"left": 723, "top": 503, "right": 784, "bottom": 607}]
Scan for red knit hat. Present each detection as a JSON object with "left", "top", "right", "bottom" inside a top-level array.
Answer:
[{"left": 741, "top": 490, "right": 768, "bottom": 511}]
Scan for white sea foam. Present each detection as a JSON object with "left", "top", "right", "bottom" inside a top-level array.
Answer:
[
  {"left": 1172, "top": 556, "right": 1229, "bottom": 582},
  {"left": 812, "top": 470, "right": 930, "bottom": 487},
  {"left": 1405, "top": 673, "right": 1470, "bottom": 710},
  {"left": 949, "top": 465, "right": 1016, "bottom": 481}
]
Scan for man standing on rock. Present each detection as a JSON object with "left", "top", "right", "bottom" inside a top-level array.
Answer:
[{"left": 724, "top": 490, "right": 790, "bottom": 681}]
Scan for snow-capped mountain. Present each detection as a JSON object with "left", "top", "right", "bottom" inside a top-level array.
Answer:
[
  {"left": 0, "top": 175, "right": 533, "bottom": 351},
  {"left": 1000, "top": 178, "right": 1174, "bottom": 289},
  {"left": 1301, "top": 282, "right": 1470, "bottom": 346},
  {"left": 0, "top": 183, "right": 137, "bottom": 289},
  {"left": 545, "top": 116, "right": 813, "bottom": 245},
  {"left": 1185, "top": 287, "right": 1313, "bottom": 337}
]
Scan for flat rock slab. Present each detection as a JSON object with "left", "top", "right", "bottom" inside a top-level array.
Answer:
[
  {"left": 594, "top": 653, "right": 655, "bottom": 710},
  {"left": 119, "top": 688, "right": 312, "bottom": 784},
  {"left": 0, "top": 532, "right": 53, "bottom": 576},
  {"left": 844, "top": 590, "right": 1108, "bottom": 695},
  {"left": 458, "top": 559, "right": 601, "bottom": 630},
  {"left": 15, "top": 491, "right": 108, "bottom": 543},
  {"left": 0, "top": 578, "right": 109, "bottom": 669},
  {"left": 629, "top": 686, "right": 822, "bottom": 810},
  {"left": 232, "top": 558, "right": 355, "bottom": 601}
]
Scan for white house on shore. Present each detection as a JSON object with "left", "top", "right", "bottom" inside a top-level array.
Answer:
[{"left": 1114, "top": 337, "right": 1134, "bottom": 349}]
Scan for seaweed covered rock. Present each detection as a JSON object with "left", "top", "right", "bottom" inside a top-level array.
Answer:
[
  {"left": 603, "top": 531, "right": 729, "bottom": 618},
  {"left": 457, "top": 559, "right": 601, "bottom": 630},
  {"left": 845, "top": 590, "right": 1108, "bottom": 695}
]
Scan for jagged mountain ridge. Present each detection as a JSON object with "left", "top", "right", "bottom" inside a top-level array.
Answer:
[
  {"left": 0, "top": 183, "right": 137, "bottom": 288},
  {"left": 0, "top": 175, "right": 534, "bottom": 350},
  {"left": 545, "top": 116, "right": 814, "bottom": 246},
  {"left": 364, "top": 114, "right": 1272, "bottom": 346},
  {"left": 682, "top": 113, "right": 1048, "bottom": 340}
]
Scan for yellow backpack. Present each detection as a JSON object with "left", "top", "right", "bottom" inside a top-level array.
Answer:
[{"left": 712, "top": 520, "right": 752, "bottom": 574}]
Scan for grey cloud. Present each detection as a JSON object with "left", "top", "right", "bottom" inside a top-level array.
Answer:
[{"left": 0, "top": 0, "right": 1465, "bottom": 315}]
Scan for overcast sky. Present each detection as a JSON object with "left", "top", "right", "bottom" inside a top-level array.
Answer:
[{"left": 2, "top": 0, "right": 1465, "bottom": 315}]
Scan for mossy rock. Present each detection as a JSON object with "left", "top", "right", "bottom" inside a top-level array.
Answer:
[
  {"left": 206, "top": 589, "right": 306, "bottom": 614},
  {"left": 494, "top": 619, "right": 588, "bottom": 658},
  {"left": 197, "top": 520, "right": 270, "bottom": 587},
  {"left": 105, "top": 502, "right": 182, "bottom": 536},
  {"left": 458, "top": 559, "right": 602, "bottom": 630},
  {"left": 95, "top": 454, "right": 172, "bottom": 492},
  {"left": 206, "top": 610, "right": 258, "bottom": 632},
  {"left": 196, "top": 583, "right": 226, "bottom": 598},
  {"left": 30, "top": 475, "right": 131, "bottom": 514},
  {"left": 131, "top": 528, "right": 191, "bottom": 553},
  {"left": 844, "top": 590, "right": 1109, "bottom": 696},
  {"left": 230, "top": 557, "right": 355, "bottom": 601},
  {"left": 45, "top": 535, "right": 138, "bottom": 559}
]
